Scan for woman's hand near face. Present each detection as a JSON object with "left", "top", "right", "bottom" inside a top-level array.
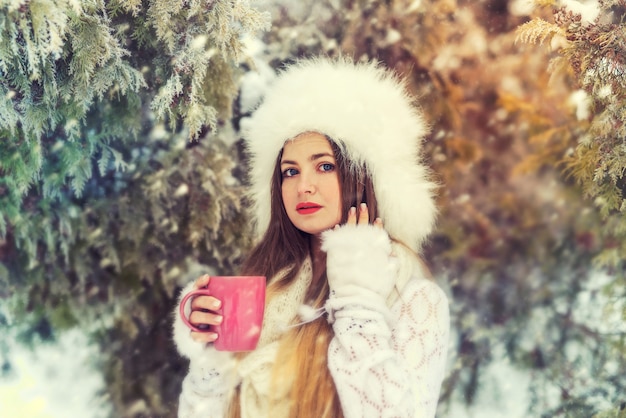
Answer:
[
  {"left": 324, "top": 202, "right": 395, "bottom": 306},
  {"left": 188, "top": 275, "right": 223, "bottom": 344},
  {"left": 345, "top": 202, "right": 383, "bottom": 228}
]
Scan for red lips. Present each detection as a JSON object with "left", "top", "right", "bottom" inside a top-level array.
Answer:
[{"left": 296, "top": 202, "right": 322, "bottom": 214}]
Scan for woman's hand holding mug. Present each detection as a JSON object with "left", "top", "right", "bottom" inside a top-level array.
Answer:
[
  {"left": 186, "top": 275, "right": 223, "bottom": 343},
  {"left": 179, "top": 275, "right": 266, "bottom": 352}
]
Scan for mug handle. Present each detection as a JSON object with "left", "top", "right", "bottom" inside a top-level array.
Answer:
[{"left": 179, "top": 289, "right": 213, "bottom": 333}]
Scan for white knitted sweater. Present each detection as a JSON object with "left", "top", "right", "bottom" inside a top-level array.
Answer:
[{"left": 172, "top": 225, "right": 450, "bottom": 418}]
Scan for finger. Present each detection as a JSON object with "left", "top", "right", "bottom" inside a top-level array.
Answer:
[
  {"left": 373, "top": 217, "right": 384, "bottom": 229},
  {"left": 191, "top": 295, "right": 221, "bottom": 311},
  {"left": 191, "top": 331, "right": 218, "bottom": 343},
  {"left": 358, "top": 203, "right": 369, "bottom": 225},
  {"left": 194, "top": 274, "right": 210, "bottom": 289},
  {"left": 189, "top": 310, "right": 223, "bottom": 326},
  {"left": 346, "top": 206, "right": 357, "bottom": 225}
]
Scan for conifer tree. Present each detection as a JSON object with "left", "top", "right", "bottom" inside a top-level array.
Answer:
[
  {"left": 1, "top": 0, "right": 268, "bottom": 415},
  {"left": 2, "top": 0, "right": 624, "bottom": 416}
]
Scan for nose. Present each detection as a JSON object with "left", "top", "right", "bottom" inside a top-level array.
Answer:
[{"left": 297, "top": 172, "right": 316, "bottom": 195}]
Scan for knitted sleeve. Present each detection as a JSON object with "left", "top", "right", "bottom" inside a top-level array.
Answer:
[
  {"left": 177, "top": 353, "right": 238, "bottom": 418},
  {"left": 322, "top": 225, "right": 450, "bottom": 418},
  {"left": 328, "top": 278, "right": 449, "bottom": 418},
  {"left": 173, "top": 281, "right": 240, "bottom": 418}
]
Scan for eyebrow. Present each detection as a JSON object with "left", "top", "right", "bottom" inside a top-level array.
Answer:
[{"left": 280, "top": 152, "right": 334, "bottom": 166}]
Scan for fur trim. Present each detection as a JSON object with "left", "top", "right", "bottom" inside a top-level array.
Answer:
[
  {"left": 322, "top": 224, "right": 393, "bottom": 261},
  {"left": 322, "top": 224, "right": 395, "bottom": 296},
  {"left": 242, "top": 57, "right": 437, "bottom": 252}
]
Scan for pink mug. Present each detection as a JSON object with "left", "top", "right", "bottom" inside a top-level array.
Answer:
[{"left": 179, "top": 276, "right": 266, "bottom": 352}]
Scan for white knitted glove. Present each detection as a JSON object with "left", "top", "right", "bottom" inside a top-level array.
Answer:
[{"left": 321, "top": 225, "right": 397, "bottom": 322}]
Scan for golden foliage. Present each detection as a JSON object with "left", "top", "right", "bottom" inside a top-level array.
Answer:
[
  {"left": 516, "top": 18, "right": 565, "bottom": 45},
  {"left": 518, "top": 1, "right": 626, "bottom": 254}
]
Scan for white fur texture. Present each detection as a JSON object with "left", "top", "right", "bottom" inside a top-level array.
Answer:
[
  {"left": 322, "top": 224, "right": 394, "bottom": 295},
  {"left": 242, "top": 58, "right": 437, "bottom": 252},
  {"left": 322, "top": 225, "right": 398, "bottom": 323}
]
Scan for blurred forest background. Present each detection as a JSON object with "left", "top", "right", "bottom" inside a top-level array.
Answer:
[{"left": 1, "top": 0, "right": 625, "bottom": 416}]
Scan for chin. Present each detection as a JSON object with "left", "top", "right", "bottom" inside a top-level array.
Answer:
[{"left": 297, "top": 224, "right": 334, "bottom": 236}]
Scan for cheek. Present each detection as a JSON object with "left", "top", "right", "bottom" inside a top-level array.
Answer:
[
  {"left": 329, "top": 178, "right": 342, "bottom": 216},
  {"left": 281, "top": 183, "right": 293, "bottom": 209}
]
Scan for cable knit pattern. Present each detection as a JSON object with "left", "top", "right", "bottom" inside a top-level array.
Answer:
[
  {"left": 323, "top": 225, "right": 450, "bottom": 418},
  {"left": 177, "top": 353, "right": 238, "bottom": 418},
  {"left": 328, "top": 278, "right": 449, "bottom": 418},
  {"left": 174, "top": 228, "right": 449, "bottom": 417}
]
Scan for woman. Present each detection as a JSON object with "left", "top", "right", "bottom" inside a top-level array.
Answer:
[{"left": 173, "top": 58, "right": 450, "bottom": 418}]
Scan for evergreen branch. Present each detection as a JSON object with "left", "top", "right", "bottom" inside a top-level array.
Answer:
[
  {"left": 97, "top": 147, "right": 112, "bottom": 176},
  {"left": 145, "top": 0, "right": 269, "bottom": 139},
  {"left": 146, "top": 0, "right": 184, "bottom": 53},
  {"left": 532, "top": 0, "right": 559, "bottom": 7},
  {"left": 516, "top": 18, "right": 565, "bottom": 46},
  {"left": 185, "top": 102, "right": 218, "bottom": 141},
  {"left": 0, "top": 86, "right": 19, "bottom": 133},
  {"left": 151, "top": 73, "right": 183, "bottom": 130},
  {"left": 0, "top": 210, "right": 6, "bottom": 239},
  {"left": 112, "top": 0, "right": 142, "bottom": 17}
]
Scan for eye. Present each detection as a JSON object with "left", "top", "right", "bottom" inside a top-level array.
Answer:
[
  {"left": 319, "top": 163, "right": 335, "bottom": 172},
  {"left": 282, "top": 168, "right": 298, "bottom": 178}
]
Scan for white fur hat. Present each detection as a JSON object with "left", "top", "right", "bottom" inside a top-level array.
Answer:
[{"left": 242, "top": 58, "right": 437, "bottom": 252}]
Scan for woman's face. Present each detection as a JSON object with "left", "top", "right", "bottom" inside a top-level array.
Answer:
[{"left": 280, "top": 132, "right": 342, "bottom": 235}]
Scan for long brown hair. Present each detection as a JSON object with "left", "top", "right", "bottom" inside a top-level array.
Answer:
[
  {"left": 240, "top": 137, "right": 377, "bottom": 286},
  {"left": 234, "top": 135, "right": 379, "bottom": 417}
]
